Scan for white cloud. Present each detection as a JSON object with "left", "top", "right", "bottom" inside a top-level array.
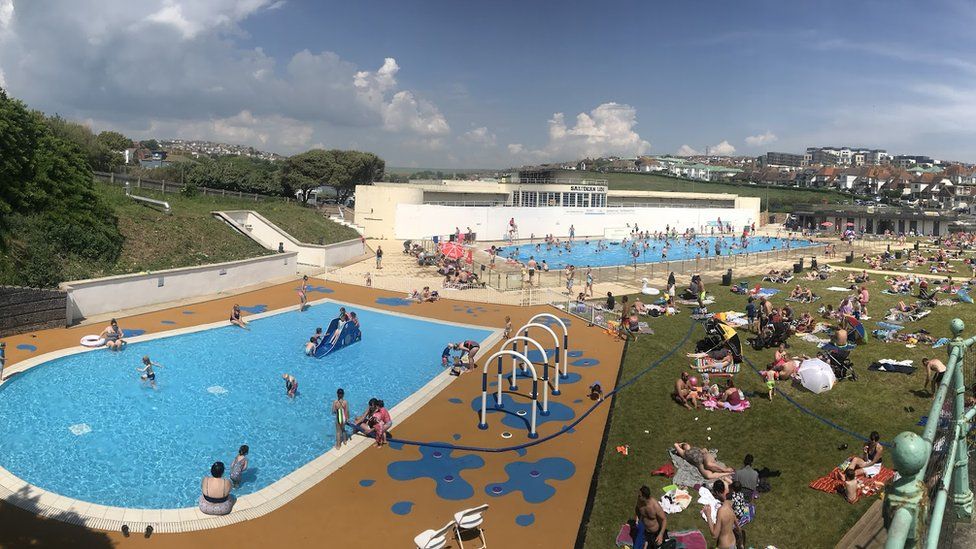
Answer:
[
  {"left": 0, "top": 0, "right": 12, "bottom": 32},
  {"left": 267, "top": 0, "right": 286, "bottom": 10},
  {"left": 382, "top": 91, "right": 450, "bottom": 135},
  {"left": 676, "top": 140, "right": 735, "bottom": 156},
  {"left": 744, "top": 131, "right": 778, "bottom": 147},
  {"left": 461, "top": 126, "right": 496, "bottom": 147},
  {"left": 137, "top": 110, "right": 314, "bottom": 149},
  {"left": 511, "top": 102, "right": 651, "bottom": 162},
  {"left": 0, "top": 66, "right": 5, "bottom": 89}
]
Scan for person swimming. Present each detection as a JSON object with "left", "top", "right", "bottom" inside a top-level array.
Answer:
[
  {"left": 282, "top": 373, "right": 298, "bottom": 398},
  {"left": 305, "top": 327, "right": 324, "bottom": 355},
  {"left": 136, "top": 355, "right": 162, "bottom": 389}
]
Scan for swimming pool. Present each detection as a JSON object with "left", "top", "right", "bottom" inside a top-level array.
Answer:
[
  {"left": 500, "top": 236, "right": 814, "bottom": 269},
  {"left": 0, "top": 301, "right": 491, "bottom": 509}
]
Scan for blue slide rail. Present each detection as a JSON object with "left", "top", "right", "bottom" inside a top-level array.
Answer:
[{"left": 314, "top": 318, "right": 362, "bottom": 358}]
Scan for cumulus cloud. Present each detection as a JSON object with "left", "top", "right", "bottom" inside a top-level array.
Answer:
[
  {"left": 461, "top": 126, "right": 496, "bottom": 147},
  {"left": 676, "top": 140, "right": 735, "bottom": 156},
  {"left": 745, "top": 131, "right": 778, "bottom": 147},
  {"left": 510, "top": 102, "right": 651, "bottom": 162},
  {"left": 0, "top": 1, "right": 450, "bottom": 155}
]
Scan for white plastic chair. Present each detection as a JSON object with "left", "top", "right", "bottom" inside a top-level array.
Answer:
[
  {"left": 414, "top": 521, "right": 454, "bottom": 549},
  {"left": 453, "top": 503, "right": 489, "bottom": 549}
]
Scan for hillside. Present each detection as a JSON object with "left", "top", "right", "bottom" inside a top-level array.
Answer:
[
  {"left": 6, "top": 182, "right": 361, "bottom": 285},
  {"left": 598, "top": 171, "right": 850, "bottom": 212}
]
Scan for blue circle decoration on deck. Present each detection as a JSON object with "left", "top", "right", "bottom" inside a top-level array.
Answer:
[
  {"left": 359, "top": 479, "right": 375, "bottom": 487},
  {"left": 122, "top": 329, "right": 145, "bottom": 337},
  {"left": 567, "top": 350, "right": 584, "bottom": 358},
  {"left": 181, "top": 310, "right": 195, "bottom": 315},
  {"left": 573, "top": 399, "right": 584, "bottom": 404},
  {"left": 537, "top": 316, "right": 572, "bottom": 328},
  {"left": 516, "top": 513, "right": 535, "bottom": 527},
  {"left": 306, "top": 285, "right": 334, "bottom": 294},
  {"left": 453, "top": 433, "right": 462, "bottom": 440},
  {"left": 391, "top": 501, "right": 414, "bottom": 515},
  {"left": 238, "top": 304, "right": 267, "bottom": 314},
  {"left": 470, "top": 394, "right": 575, "bottom": 430},
  {"left": 388, "top": 444, "right": 485, "bottom": 500},
  {"left": 376, "top": 297, "right": 414, "bottom": 307},
  {"left": 571, "top": 358, "right": 600, "bottom": 367},
  {"left": 160, "top": 320, "right": 177, "bottom": 325},
  {"left": 16, "top": 344, "right": 37, "bottom": 352},
  {"left": 484, "top": 458, "right": 576, "bottom": 503},
  {"left": 514, "top": 448, "right": 527, "bottom": 457},
  {"left": 448, "top": 398, "right": 463, "bottom": 404}
]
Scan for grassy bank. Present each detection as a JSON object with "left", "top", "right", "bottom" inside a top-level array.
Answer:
[
  {"left": 62, "top": 183, "right": 359, "bottom": 281},
  {"left": 599, "top": 172, "right": 851, "bottom": 213},
  {"left": 581, "top": 265, "right": 965, "bottom": 548}
]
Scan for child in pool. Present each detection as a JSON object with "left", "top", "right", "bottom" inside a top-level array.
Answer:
[
  {"left": 136, "top": 356, "right": 162, "bottom": 389},
  {"left": 230, "top": 445, "right": 249, "bottom": 488},
  {"left": 282, "top": 374, "right": 298, "bottom": 398},
  {"left": 332, "top": 388, "right": 350, "bottom": 449}
]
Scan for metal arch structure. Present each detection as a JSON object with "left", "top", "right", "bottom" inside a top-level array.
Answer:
[
  {"left": 478, "top": 349, "right": 541, "bottom": 438},
  {"left": 514, "top": 322, "right": 563, "bottom": 395},
  {"left": 503, "top": 336, "right": 550, "bottom": 415},
  {"left": 526, "top": 313, "right": 569, "bottom": 378}
]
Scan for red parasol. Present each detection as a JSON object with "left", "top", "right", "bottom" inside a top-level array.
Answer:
[
  {"left": 439, "top": 241, "right": 466, "bottom": 260},
  {"left": 820, "top": 221, "right": 834, "bottom": 227}
]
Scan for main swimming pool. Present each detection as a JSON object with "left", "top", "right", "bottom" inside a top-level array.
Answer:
[
  {"left": 501, "top": 235, "right": 814, "bottom": 269},
  {"left": 0, "top": 301, "right": 491, "bottom": 509}
]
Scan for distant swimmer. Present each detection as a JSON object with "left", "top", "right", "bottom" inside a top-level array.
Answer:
[
  {"left": 136, "top": 355, "right": 162, "bottom": 389},
  {"left": 230, "top": 305, "right": 249, "bottom": 329},
  {"left": 305, "top": 327, "right": 323, "bottom": 355},
  {"left": 282, "top": 373, "right": 298, "bottom": 398}
]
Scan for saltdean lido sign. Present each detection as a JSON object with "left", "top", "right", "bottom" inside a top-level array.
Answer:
[{"left": 569, "top": 185, "right": 607, "bottom": 192}]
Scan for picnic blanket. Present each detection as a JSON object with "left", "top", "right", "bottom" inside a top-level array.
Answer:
[
  {"left": 868, "top": 360, "right": 916, "bottom": 374},
  {"left": 762, "top": 275, "right": 793, "bottom": 284},
  {"left": 660, "top": 488, "right": 693, "bottom": 514},
  {"left": 702, "top": 397, "right": 751, "bottom": 412},
  {"left": 670, "top": 449, "right": 727, "bottom": 489},
  {"left": 786, "top": 295, "right": 821, "bottom": 303},
  {"left": 616, "top": 525, "right": 707, "bottom": 549},
  {"left": 799, "top": 332, "right": 831, "bottom": 345},
  {"left": 809, "top": 465, "right": 896, "bottom": 503},
  {"left": 636, "top": 322, "right": 655, "bottom": 335},
  {"left": 752, "top": 287, "right": 781, "bottom": 296},
  {"left": 828, "top": 286, "right": 854, "bottom": 292}
]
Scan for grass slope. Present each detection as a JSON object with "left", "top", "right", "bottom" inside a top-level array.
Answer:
[
  {"left": 600, "top": 172, "right": 850, "bottom": 213},
  {"left": 582, "top": 265, "right": 965, "bottom": 548},
  {"left": 62, "top": 183, "right": 358, "bottom": 281}
]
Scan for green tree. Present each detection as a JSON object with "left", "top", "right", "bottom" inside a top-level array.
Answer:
[
  {"left": 140, "top": 139, "right": 161, "bottom": 151},
  {"left": 96, "top": 130, "right": 132, "bottom": 151},
  {"left": 44, "top": 114, "right": 122, "bottom": 171},
  {"left": 280, "top": 149, "right": 384, "bottom": 204}
]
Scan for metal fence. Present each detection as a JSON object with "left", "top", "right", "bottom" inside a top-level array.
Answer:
[{"left": 93, "top": 171, "right": 293, "bottom": 203}]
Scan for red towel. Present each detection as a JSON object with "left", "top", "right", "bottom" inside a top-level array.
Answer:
[
  {"left": 809, "top": 466, "right": 895, "bottom": 503},
  {"left": 651, "top": 462, "right": 676, "bottom": 477}
]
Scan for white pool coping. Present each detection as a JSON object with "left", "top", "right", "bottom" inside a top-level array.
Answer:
[{"left": 0, "top": 294, "right": 503, "bottom": 533}]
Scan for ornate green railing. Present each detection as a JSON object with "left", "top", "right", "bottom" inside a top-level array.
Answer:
[{"left": 883, "top": 318, "right": 974, "bottom": 548}]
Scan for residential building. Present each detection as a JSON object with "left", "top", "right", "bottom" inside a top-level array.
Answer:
[{"left": 757, "top": 152, "right": 805, "bottom": 168}]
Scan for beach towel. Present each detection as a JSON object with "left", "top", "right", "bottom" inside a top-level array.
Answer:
[
  {"left": 702, "top": 397, "right": 751, "bottom": 412},
  {"left": 868, "top": 359, "right": 914, "bottom": 375},
  {"left": 799, "top": 333, "right": 830, "bottom": 345},
  {"left": 616, "top": 525, "right": 706, "bottom": 549},
  {"left": 753, "top": 287, "right": 781, "bottom": 296},
  {"left": 786, "top": 295, "right": 821, "bottom": 303},
  {"left": 637, "top": 322, "right": 655, "bottom": 335},
  {"left": 660, "top": 488, "right": 692, "bottom": 514},
  {"left": 829, "top": 286, "right": 854, "bottom": 292},
  {"left": 670, "top": 449, "right": 726, "bottom": 489},
  {"left": 876, "top": 322, "right": 904, "bottom": 331},
  {"left": 809, "top": 465, "right": 895, "bottom": 503},
  {"left": 697, "top": 486, "right": 719, "bottom": 522},
  {"left": 933, "top": 337, "right": 950, "bottom": 348}
]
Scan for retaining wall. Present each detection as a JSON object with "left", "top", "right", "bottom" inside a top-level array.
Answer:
[{"left": 0, "top": 286, "right": 68, "bottom": 337}]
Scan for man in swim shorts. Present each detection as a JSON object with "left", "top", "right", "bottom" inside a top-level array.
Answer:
[
  {"left": 923, "top": 357, "right": 947, "bottom": 396},
  {"left": 634, "top": 485, "right": 668, "bottom": 549}
]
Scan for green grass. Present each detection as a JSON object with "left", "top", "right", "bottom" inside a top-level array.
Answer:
[
  {"left": 581, "top": 268, "right": 968, "bottom": 548},
  {"left": 60, "top": 183, "right": 358, "bottom": 281},
  {"left": 600, "top": 172, "right": 852, "bottom": 213}
]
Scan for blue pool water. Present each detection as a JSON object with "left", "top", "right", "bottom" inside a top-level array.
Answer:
[
  {"left": 500, "top": 236, "right": 813, "bottom": 269},
  {"left": 0, "top": 301, "right": 490, "bottom": 509}
]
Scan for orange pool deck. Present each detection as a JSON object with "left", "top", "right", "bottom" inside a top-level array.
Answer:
[{"left": 0, "top": 279, "right": 626, "bottom": 548}]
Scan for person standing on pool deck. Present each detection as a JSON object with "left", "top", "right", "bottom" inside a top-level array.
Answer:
[
  {"left": 298, "top": 275, "right": 309, "bottom": 311},
  {"left": 230, "top": 305, "right": 249, "bottom": 329},
  {"left": 503, "top": 316, "right": 512, "bottom": 340},
  {"left": 332, "top": 388, "right": 350, "bottom": 449},
  {"left": 585, "top": 266, "right": 594, "bottom": 297},
  {"left": 136, "top": 355, "right": 162, "bottom": 389},
  {"left": 375, "top": 246, "right": 383, "bottom": 269},
  {"left": 459, "top": 340, "right": 480, "bottom": 369},
  {"left": 229, "top": 445, "right": 249, "bottom": 488},
  {"left": 569, "top": 224, "right": 575, "bottom": 240},
  {"left": 527, "top": 256, "right": 537, "bottom": 286},
  {"left": 282, "top": 374, "right": 298, "bottom": 398}
]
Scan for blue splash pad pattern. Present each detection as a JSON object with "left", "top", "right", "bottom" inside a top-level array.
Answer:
[
  {"left": 160, "top": 320, "right": 177, "bottom": 325},
  {"left": 516, "top": 513, "right": 535, "bottom": 526},
  {"left": 391, "top": 501, "right": 414, "bottom": 515},
  {"left": 16, "top": 344, "right": 37, "bottom": 352},
  {"left": 485, "top": 457, "right": 576, "bottom": 503},
  {"left": 359, "top": 479, "right": 375, "bottom": 487},
  {"left": 388, "top": 444, "right": 485, "bottom": 500},
  {"left": 488, "top": 370, "right": 582, "bottom": 387},
  {"left": 122, "top": 329, "right": 145, "bottom": 337},
  {"left": 571, "top": 357, "right": 600, "bottom": 367},
  {"left": 375, "top": 297, "right": 413, "bottom": 307},
  {"left": 306, "top": 285, "right": 334, "bottom": 294},
  {"left": 238, "top": 304, "right": 267, "bottom": 314},
  {"left": 470, "top": 394, "right": 575, "bottom": 431}
]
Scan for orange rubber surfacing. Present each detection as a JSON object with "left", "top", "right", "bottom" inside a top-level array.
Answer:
[{"left": 0, "top": 279, "right": 625, "bottom": 548}]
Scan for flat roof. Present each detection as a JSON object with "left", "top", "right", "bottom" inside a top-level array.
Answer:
[{"left": 367, "top": 181, "right": 741, "bottom": 201}]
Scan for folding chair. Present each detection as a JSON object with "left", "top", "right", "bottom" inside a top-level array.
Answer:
[
  {"left": 454, "top": 503, "right": 489, "bottom": 549},
  {"left": 414, "top": 521, "right": 454, "bottom": 549}
]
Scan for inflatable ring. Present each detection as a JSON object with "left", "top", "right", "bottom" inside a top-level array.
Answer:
[
  {"left": 642, "top": 287, "right": 661, "bottom": 296},
  {"left": 80, "top": 335, "right": 106, "bottom": 348}
]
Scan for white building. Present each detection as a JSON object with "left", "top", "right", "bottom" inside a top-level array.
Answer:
[{"left": 354, "top": 180, "right": 761, "bottom": 240}]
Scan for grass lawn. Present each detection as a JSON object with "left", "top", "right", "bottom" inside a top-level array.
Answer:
[
  {"left": 61, "top": 183, "right": 358, "bottom": 281},
  {"left": 600, "top": 172, "right": 851, "bottom": 213},
  {"left": 581, "top": 265, "right": 971, "bottom": 548}
]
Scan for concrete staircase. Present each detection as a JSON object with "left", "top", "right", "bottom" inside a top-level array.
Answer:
[{"left": 322, "top": 205, "right": 365, "bottom": 235}]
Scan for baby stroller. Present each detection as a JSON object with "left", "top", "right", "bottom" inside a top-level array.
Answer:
[
  {"left": 821, "top": 344, "right": 856, "bottom": 381},
  {"left": 748, "top": 320, "right": 791, "bottom": 350},
  {"left": 696, "top": 318, "right": 743, "bottom": 365}
]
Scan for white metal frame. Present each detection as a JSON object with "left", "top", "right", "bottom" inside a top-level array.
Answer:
[{"left": 478, "top": 350, "right": 540, "bottom": 438}]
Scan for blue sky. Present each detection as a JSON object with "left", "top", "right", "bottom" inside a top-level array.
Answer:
[{"left": 2, "top": 0, "right": 975, "bottom": 167}]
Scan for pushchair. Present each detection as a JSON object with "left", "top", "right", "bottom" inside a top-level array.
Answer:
[
  {"left": 696, "top": 318, "right": 743, "bottom": 365},
  {"left": 748, "top": 320, "right": 791, "bottom": 350},
  {"left": 821, "top": 344, "right": 857, "bottom": 381}
]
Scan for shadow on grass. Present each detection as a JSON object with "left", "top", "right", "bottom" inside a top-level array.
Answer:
[{"left": 0, "top": 486, "right": 114, "bottom": 548}]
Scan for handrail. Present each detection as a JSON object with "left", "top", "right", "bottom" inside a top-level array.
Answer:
[
  {"left": 883, "top": 317, "right": 975, "bottom": 548},
  {"left": 125, "top": 182, "right": 171, "bottom": 214}
]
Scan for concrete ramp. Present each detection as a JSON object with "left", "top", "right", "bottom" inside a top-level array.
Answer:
[{"left": 213, "top": 210, "right": 371, "bottom": 268}]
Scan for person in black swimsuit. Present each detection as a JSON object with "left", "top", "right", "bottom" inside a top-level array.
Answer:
[{"left": 849, "top": 431, "right": 883, "bottom": 472}]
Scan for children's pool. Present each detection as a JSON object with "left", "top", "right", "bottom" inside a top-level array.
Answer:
[
  {"left": 501, "top": 236, "right": 813, "bottom": 269},
  {"left": 0, "top": 301, "right": 491, "bottom": 509}
]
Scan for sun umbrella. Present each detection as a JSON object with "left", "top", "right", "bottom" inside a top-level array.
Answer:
[
  {"left": 846, "top": 222, "right": 856, "bottom": 226},
  {"left": 439, "top": 241, "right": 465, "bottom": 260},
  {"left": 820, "top": 221, "right": 834, "bottom": 227},
  {"left": 798, "top": 358, "right": 836, "bottom": 394},
  {"left": 845, "top": 315, "right": 866, "bottom": 342}
]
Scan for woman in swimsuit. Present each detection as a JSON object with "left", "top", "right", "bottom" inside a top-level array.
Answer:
[
  {"left": 100, "top": 318, "right": 124, "bottom": 351},
  {"left": 849, "top": 431, "right": 883, "bottom": 472},
  {"left": 229, "top": 445, "right": 249, "bottom": 488},
  {"left": 673, "top": 442, "right": 734, "bottom": 480},
  {"left": 136, "top": 355, "right": 162, "bottom": 389},
  {"left": 230, "top": 305, "right": 248, "bottom": 329},
  {"left": 199, "top": 461, "right": 235, "bottom": 515},
  {"left": 298, "top": 275, "right": 309, "bottom": 311}
]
